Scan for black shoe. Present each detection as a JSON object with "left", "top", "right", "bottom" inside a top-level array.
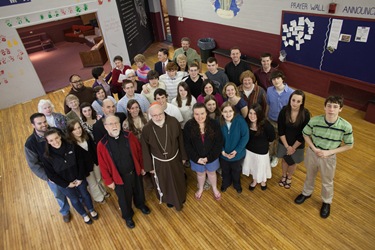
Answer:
[
  {"left": 84, "top": 215, "right": 92, "bottom": 225},
  {"left": 220, "top": 186, "right": 227, "bottom": 192},
  {"left": 261, "top": 184, "right": 267, "bottom": 191},
  {"left": 139, "top": 206, "right": 151, "bottom": 215},
  {"left": 167, "top": 203, "right": 174, "bottom": 208},
  {"left": 320, "top": 203, "right": 331, "bottom": 218},
  {"left": 125, "top": 218, "right": 135, "bottom": 229},
  {"left": 90, "top": 210, "right": 99, "bottom": 220},
  {"left": 236, "top": 188, "right": 242, "bottom": 194},
  {"left": 294, "top": 194, "right": 311, "bottom": 204},
  {"left": 249, "top": 184, "right": 256, "bottom": 191},
  {"left": 62, "top": 212, "right": 71, "bottom": 223}
]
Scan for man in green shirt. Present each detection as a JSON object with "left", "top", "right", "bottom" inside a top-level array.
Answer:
[
  {"left": 173, "top": 37, "right": 201, "bottom": 68},
  {"left": 295, "top": 96, "right": 354, "bottom": 218}
]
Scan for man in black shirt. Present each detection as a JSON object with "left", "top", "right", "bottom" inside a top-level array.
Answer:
[
  {"left": 97, "top": 115, "right": 150, "bottom": 229},
  {"left": 225, "top": 47, "right": 251, "bottom": 86}
]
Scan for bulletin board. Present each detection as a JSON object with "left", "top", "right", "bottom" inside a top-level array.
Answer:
[{"left": 280, "top": 11, "right": 375, "bottom": 84}]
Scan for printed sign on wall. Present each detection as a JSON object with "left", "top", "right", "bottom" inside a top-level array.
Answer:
[{"left": 0, "top": 0, "right": 31, "bottom": 7}]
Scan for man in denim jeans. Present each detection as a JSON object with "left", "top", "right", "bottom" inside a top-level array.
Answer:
[{"left": 24, "top": 113, "right": 71, "bottom": 222}]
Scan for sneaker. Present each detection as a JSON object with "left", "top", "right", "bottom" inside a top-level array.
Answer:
[
  {"left": 62, "top": 212, "right": 71, "bottom": 223},
  {"left": 270, "top": 156, "right": 279, "bottom": 168},
  {"left": 84, "top": 215, "right": 92, "bottom": 224},
  {"left": 90, "top": 210, "right": 99, "bottom": 220}
]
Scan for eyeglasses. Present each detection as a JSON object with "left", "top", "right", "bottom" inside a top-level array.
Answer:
[{"left": 71, "top": 80, "right": 82, "bottom": 84}]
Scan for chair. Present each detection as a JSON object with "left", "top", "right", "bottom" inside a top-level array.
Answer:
[{"left": 40, "top": 33, "right": 54, "bottom": 51}]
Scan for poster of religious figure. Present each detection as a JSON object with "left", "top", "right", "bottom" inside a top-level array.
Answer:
[{"left": 210, "top": 0, "right": 243, "bottom": 19}]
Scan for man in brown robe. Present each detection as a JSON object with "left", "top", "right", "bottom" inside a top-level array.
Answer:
[{"left": 141, "top": 104, "right": 187, "bottom": 211}]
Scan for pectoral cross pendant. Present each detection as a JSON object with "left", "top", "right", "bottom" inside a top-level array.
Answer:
[{"left": 163, "top": 152, "right": 168, "bottom": 158}]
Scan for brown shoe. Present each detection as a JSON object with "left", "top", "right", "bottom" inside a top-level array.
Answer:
[{"left": 63, "top": 212, "right": 71, "bottom": 223}]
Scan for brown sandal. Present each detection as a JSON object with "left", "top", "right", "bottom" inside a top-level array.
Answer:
[
  {"left": 279, "top": 176, "right": 286, "bottom": 187},
  {"left": 284, "top": 178, "right": 292, "bottom": 189}
]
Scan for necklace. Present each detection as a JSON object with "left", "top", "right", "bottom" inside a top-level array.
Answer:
[{"left": 152, "top": 124, "right": 168, "bottom": 158}]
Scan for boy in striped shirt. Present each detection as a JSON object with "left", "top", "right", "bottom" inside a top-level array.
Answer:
[{"left": 294, "top": 96, "right": 354, "bottom": 218}]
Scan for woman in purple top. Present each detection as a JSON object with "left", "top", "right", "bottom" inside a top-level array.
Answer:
[{"left": 197, "top": 79, "right": 224, "bottom": 108}]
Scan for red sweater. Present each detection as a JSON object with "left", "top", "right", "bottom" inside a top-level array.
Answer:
[
  {"left": 111, "top": 65, "right": 131, "bottom": 94},
  {"left": 97, "top": 131, "right": 144, "bottom": 186}
]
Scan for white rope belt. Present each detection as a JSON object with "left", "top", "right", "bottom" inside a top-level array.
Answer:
[{"left": 151, "top": 149, "right": 179, "bottom": 204}]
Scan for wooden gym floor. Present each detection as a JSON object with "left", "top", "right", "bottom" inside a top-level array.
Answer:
[{"left": 0, "top": 42, "right": 374, "bottom": 249}]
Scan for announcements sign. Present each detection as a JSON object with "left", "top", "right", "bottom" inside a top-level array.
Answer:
[
  {"left": 0, "top": 0, "right": 31, "bottom": 7},
  {"left": 115, "top": 0, "right": 154, "bottom": 62}
]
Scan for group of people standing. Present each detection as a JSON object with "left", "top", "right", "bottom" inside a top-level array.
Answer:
[{"left": 25, "top": 38, "right": 354, "bottom": 232}]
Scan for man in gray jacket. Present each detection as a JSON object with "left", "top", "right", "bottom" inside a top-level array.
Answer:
[{"left": 24, "top": 113, "right": 71, "bottom": 222}]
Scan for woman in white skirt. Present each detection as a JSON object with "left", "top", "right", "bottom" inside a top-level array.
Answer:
[{"left": 243, "top": 103, "right": 275, "bottom": 191}]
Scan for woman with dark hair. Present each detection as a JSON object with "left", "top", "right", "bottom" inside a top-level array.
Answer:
[
  {"left": 43, "top": 128, "right": 98, "bottom": 224},
  {"left": 66, "top": 120, "right": 109, "bottom": 203},
  {"left": 122, "top": 99, "right": 148, "bottom": 140},
  {"left": 92, "top": 66, "right": 112, "bottom": 96},
  {"left": 277, "top": 90, "right": 311, "bottom": 189},
  {"left": 243, "top": 103, "right": 275, "bottom": 191},
  {"left": 92, "top": 86, "right": 117, "bottom": 116},
  {"left": 80, "top": 102, "right": 99, "bottom": 140},
  {"left": 171, "top": 82, "right": 197, "bottom": 128},
  {"left": 197, "top": 79, "right": 224, "bottom": 107},
  {"left": 204, "top": 95, "right": 221, "bottom": 121},
  {"left": 184, "top": 103, "right": 224, "bottom": 201},
  {"left": 219, "top": 102, "right": 249, "bottom": 193}
]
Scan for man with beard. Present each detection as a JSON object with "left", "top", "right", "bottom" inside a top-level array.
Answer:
[
  {"left": 141, "top": 103, "right": 187, "bottom": 211},
  {"left": 24, "top": 113, "right": 71, "bottom": 222},
  {"left": 97, "top": 115, "right": 150, "bottom": 229},
  {"left": 64, "top": 74, "right": 95, "bottom": 114}
]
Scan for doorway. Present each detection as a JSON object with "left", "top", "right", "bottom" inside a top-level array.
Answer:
[
  {"left": 17, "top": 13, "right": 111, "bottom": 93},
  {"left": 160, "top": 0, "right": 172, "bottom": 42}
]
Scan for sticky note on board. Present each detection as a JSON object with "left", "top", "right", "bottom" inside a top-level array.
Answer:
[
  {"left": 284, "top": 41, "right": 289, "bottom": 47},
  {"left": 304, "top": 34, "right": 311, "bottom": 40},
  {"left": 292, "top": 30, "right": 298, "bottom": 36},
  {"left": 282, "top": 24, "right": 288, "bottom": 32},
  {"left": 287, "top": 32, "right": 291, "bottom": 38},
  {"left": 308, "top": 27, "right": 314, "bottom": 35},
  {"left": 298, "top": 17, "right": 305, "bottom": 26},
  {"left": 282, "top": 36, "right": 287, "bottom": 41},
  {"left": 290, "top": 20, "right": 297, "bottom": 27},
  {"left": 296, "top": 44, "right": 301, "bottom": 51},
  {"left": 289, "top": 40, "right": 294, "bottom": 46},
  {"left": 299, "top": 39, "right": 305, "bottom": 44}
]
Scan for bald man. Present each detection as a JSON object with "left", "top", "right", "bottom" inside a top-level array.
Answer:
[
  {"left": 141, "top": 104, "right": 187, "bottom": 211},
  {"left": 93, "top": 98, "right": 126, "bottom": 144}
]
